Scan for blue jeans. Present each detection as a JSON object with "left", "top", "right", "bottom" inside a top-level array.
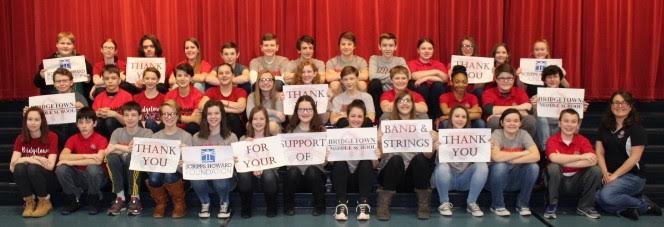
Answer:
[
  {"left": 147, "top": 172, "right": 180, "bottom": 187},
  {"left": 439, "top": 119, "right": 487, "bottom": 129},
  {"left": 536, "top": 117, "right": 559, "bottom": 151},
  {"left": 433, "top": 162, "right": 488, "bottom": 204},
  {"left": 191, "top": 175, "right": 238, "bottom": 204},
  {"left": 488, "top": 162, "right": 539, "bottom": 209},
  {"left": 143, "top": 118, "right": 163, "bottom": 133},
  {"left": 596, "top": 173, "right": 648, "bottom": 214}
]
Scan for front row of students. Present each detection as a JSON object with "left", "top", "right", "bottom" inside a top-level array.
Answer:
[{"left": 10, "top": 91, "right": 662, "bottom": 221}]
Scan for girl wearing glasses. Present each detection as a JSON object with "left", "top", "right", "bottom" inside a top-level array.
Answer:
[{"left": 246, "top": 71, "right": 285, "bottom": 135}]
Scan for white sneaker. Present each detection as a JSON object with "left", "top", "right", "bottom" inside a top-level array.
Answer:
[
  {"left": 218, "top": 202, "right": 230, "bottom": 219},
  {"left": 334, "top": 203, "right": 349, "bottom": 221},
  {"left": 356, "top": 203, "right": 371, "bottom": 221},
  {"left": 491, "top": 207, "right": 511, "bottom": 217},
  {"left": 516, "top": 207, "right": 531, "bottom": 216},
  {"left": 438, "top": 202, "right": 453, "bottom": 216},
  {"left": 198, "top": 203, "right": 210, "bottom": 218},
  {"left": 466, "top": 203, "right": 484, "bottom": 217}
]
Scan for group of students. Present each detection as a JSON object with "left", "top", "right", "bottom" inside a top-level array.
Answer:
[{"left": 10, "top": 31, "right": 662, "bottom": 221}]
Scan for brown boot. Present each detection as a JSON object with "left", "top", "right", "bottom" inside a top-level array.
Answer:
[
  {"left": 32, "top": 196, "right": 53, "bottom": 217},
  {"left": 146, "top": 180, "right": 169, "bottom": 218},
  {"left": 415, "top": 188, "right": 432, "bottom": 219},
  {"left": 376, "top": 188, "right": 396, "bottom": 221},
  {"left": 22, "top": 196, "right": 35, "bottom": 217},
  {"left": 164, "top": 179, "right": 187, "bottom": 218}
]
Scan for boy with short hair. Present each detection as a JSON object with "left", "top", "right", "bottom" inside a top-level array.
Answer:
[
  {"left": 45, "top": 68, "right": 89, "bottom": 151},
  {"left": 249, "top": 33, "right": 289, "bottom": 91},
  {"left": 206, "top": 42, "right": 252, "bottom": 94},
  {"left": 368, "top": 33, "right": 408, "bottom": 118},
  {"left": 92, "top": 65, "right": 133, "bottom": 138},
  {"left": 283, "top": 35, "right": 326, "bottom": 84}
]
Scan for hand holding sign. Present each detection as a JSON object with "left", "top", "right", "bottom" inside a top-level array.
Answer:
[
  {"left": 129, "top": 137, "right": 182, "bottom": 173},
  {"left": 182, "top": 146, "right": 234, "bottom": 180},
  {"left": 450, "top": 55, "right": 495, "bottom": 84},
  {"left": 327, "top": 128, "right": 378, "bottom": 161},
  {"left": 438, "top": 129, "right": 491, "bottom": 163},
  {"left": 281, "top": 132, "right": 327, "bottom": 166},
  {"left": 29, "top": 93, "right": 77, "bottom": 125},
  {"left": 380, "top": 120, "right": 432, "bottom": 153},
  {"left": 519, "top": 58, "right": 563, "bottom": 86},
  {"left": 282, "top": 85, "right": 329, "bottom": 115},
  {"left": 232, "top": 136, "right": 287, "bottom": 173}
]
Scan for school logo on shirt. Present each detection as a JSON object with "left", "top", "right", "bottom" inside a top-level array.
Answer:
[
  {"left": 535, "top": 61, "right": 547, "bottom": 72},
  {"left": 59, "top": 59, "right": 72, "bottom": 69},
  {"left": 617, "top": 130, "right": 625, "bottom": 139},
  {"left": 201, "top": 148, "right": 215, "bottom": 163},
  {"left": 90, "top": 144, "right": 97, "bottom": 150}
]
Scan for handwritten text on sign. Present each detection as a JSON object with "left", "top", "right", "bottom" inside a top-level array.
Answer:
[
  {"left": 281, "top": 132, "right": 327, "bottom": 166},
  {"left": 450, "top": 55, "right": 495, "bottom": 84},
  {"left": 519, "top": 58, "right": 563, "bottom": 86},
  {"left": 129, "top": 137, "right": 181, "bottom": 173},
  {"left": 232, "top": 136, "right": 287, "bottom": 173},
  {"left": 29, "top": 93, "right": 76, "bottom": 125},
  {"left": 438, "top": 129, "right": 491, "bottom": 163},
  {"left": 327, "top": 128, "right": 378, "bottom": 161},
  {"left": 282, "top": 84, "right": 329, "bottom": 115},
  {"left": 182, "top": 146, "right": 234, "bottom": 180},
  {"left": 43, "top": 56, "right": 88, "bottom": 85},
  {"left": 126, "top": 57, "right": 166, "bottom": 83},
  {"left": 380, "top": 120, "right": 432, "bottom": 153},
  {"left": 536, "top": 88, "right": 585, "bottom": 119}
]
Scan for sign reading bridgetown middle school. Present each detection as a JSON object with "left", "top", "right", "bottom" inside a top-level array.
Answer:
[
  {"left": 182, "top": 146, "right": 234, "bottom": 180},
  {"left": 519, "top": 58, "right": 563, "bottom": 86},
  {"left": 281, "top": 132, "right": 327, "bottom": 166},
  {"left": 43, "top": 56, "right": 88, "bottom": 85},
  {"left": 129, "top": 138, "right": 182, "bottom": 173},
  {"left": 126, "top": 57, "right": 166, "bottom": 83},
  {"left": 232, "top": 136, "right": 288, "bottom": 173},
  {"left": 380, "top": 120, "right": 432, "bottom": 153},
  {"left": 29, "top": 93, "right": 76, "bottom": 125},
  {"left": 327, "top": 128, "right": 378, "bottom": 161},
  {"left": 282, "top": 84, "right": 329, "bottom": 115},
  {"left": 438, "top": 129, "right": 491, "bottom": 163},
  {"left": 536, "top": 88, "right": 585, "bottom": 119},
  {"left": 450, "top": 55, "right": 495, "bottom": 84}
]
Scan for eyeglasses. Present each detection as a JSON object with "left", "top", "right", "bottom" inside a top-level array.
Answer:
[
  {"left": 297, "top": 108, "right": 314, "bottom": 113},
  {"left": 462, "top": 44, "right": 474, "bottom": 48},
  {"left": 162, "top": 112, "right": 178, "bottom": 118},
  {"left": 259, "top": 78, "right": 274, "bottom": 83},
  {"left": 611, "top": 101, "right": 629, "bottom": 107},
  {"left": 102, "top": 46, "right": 116, "bottom": 50},
  {"left": 398, "top": 98, "right": 412, "bottom": 104},
  {"left": 496, "top": 77, "right": 515, "bottom": 82}
]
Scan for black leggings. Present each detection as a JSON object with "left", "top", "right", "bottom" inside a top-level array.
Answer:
[
  {"left": 13, "top": 163, "right": 59, "bottom": 197},
  {"left": 283, "top": 166, "right": 326, "bottom": 209},
  {"left": 227, "top": 113, "right": 246, "bottom": 139},
  {"left": 378, "top": 154, "right": 433, "bottom": 191},
  {"left": 368, "top": 79, "right": 384, "bottom": 121},
  {"left": 332, "top": 161, "right": 375, "bottom": 203},
  {"left": 237, "top": 169, "right": 279, "bottom": 195}
]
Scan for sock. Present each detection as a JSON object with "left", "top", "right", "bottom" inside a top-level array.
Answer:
[{"left": 116, "top": 190, "right": 125, "bottom": 200}]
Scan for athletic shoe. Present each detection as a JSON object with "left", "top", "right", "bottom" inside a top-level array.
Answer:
[
  {"left": 334, "top": 203, "right": 349, "bottom": 221},
  {"left": 543, "top": 205, "right": 557, "bottom": 219},
  {"left": 516, "top": 207, "right": 532, "bottom": 216},
  {"left": 438, "top": 202, "right": 453, "bottom": 216},
  {"left": 356, "top": 203, "right": 371, "bottom": 221},
  {"left": 466, "top": 203, "right": 484, "bottom": 217},
  {"left": 491, "top": 207, "right": 511, "bottom": 217},
  {"left": 576, "top": 207, "right": 600, "bottom": 219},
  {"left": 218, "top": 202, "right": 231, "bottom": 219},
  {"left": 107, "top": 197, "right": 126, "bottom": 216}
]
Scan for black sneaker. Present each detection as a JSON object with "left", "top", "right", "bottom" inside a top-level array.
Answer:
[
  {"left": 642, "top": 195, "right": 663, "bottom": 216},
  {"left": 334, "top": 203, "right": 349, "bottom": 221},
  {"left": 87, "top": 194, "right": 102, "bottom": 215},
  {"left": 620, "top": 208, "right": 639, "bottom": 221},
  {"left": 61, "top": 195, "right": 81, "bottom": 215}
]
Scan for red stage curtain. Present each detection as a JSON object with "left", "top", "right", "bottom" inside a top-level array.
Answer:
[{"left": 0, "top": 0, "right": 662, "bottom": 100}]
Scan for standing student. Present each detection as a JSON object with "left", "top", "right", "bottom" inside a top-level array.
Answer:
[
  {"left": 407, "top": 38, "right": 448, "bottom": 120},
  {"left": 376, "top": 91, "right": 437, "bottom": 220},
  {"left": 145, "top": 100, "right": 193, "bottom": 219},
  {"left": 368, "top": 32, "right": 408, "bottom": 118},
  {"left": 249, "top": 33, "right": 289, "bottom": 91},
  {"left": 284, "top": 35, "right": 326, "bottom": 85},
  {"left": 595, "top": 91, "right": 662, "bottom": 220},
  {"left": 92, "top": 65, "right": 133, "bottom": 138},
  {"left": 10, "top": 107, "right": 59, "bottom": 218},
  {"left": 517, "top": 39, "right": 571, "bottom": 97},
  {"left": 379, "top": 66, "right": 428, "bottom": 119},
  {"left": 169, "top": 38, "right": 212, "bottom": 92},
  {"left": 133, "top": 67, "right": 165, "bottom": 132},
  {"left": 34, "top": 32, "right": 93, "bottom": 97},
  {"left": 433, "top": 106, "right": 488, "bottom": 217},
  {"left": 283, "top": 96, "right": 327, "bottom": 216},
  {"left": 246, "top": 71, "right": 285, "bottom": 135},
  {"left": 91, "top": 38, "right": 137, "bottom": 98},
  {"left": 237, "top": 106, "right": 280, "bottom": 218},
  {"left": 55, "top": 107, "right": 108, "bottom": 215},
  {"left": 207, "top": 42, "right": 252, "bottom": 94},
  {"left": 332, "top": 99, "right": 376, "bottom": 221},
  {"left": 105, "top": 102, "right": 153, "bottom": 216},
  {"left": 488, "top": 108, "right": 540, "bottom": 217},
  {"left": 438, "top": 65, "right": 485, "bottom": 128},
  {"left": 543, "top": 109, "right": 602, "bottom": 220},
  {"left": 191, "top": 100, "right": 238, "bottom": 219},
  {"left": 326, "top": 32, "right": 369, "bottom": 94},
  {"left": 164, "top": 63, "right": 209, "bottom": 135},
  {"left": 205, "top": 63, "right": 247, "bottom": 138},
  {"left": 330, "top": 66, "right": 375, "bottom": 126},
  {"left": 135, "top": 34, "right": 171, "bottom": 94}
]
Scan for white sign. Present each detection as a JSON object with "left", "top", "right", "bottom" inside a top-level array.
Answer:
[
  {"left": 29, "top": 93, "right": 76, "bottom": 125},
  {"left": 43, "top": 56, "right": 88, "bottom": 85},
  {"left": 519, "top": 58, "right": 563, "bottom": 85},
  {"left": 327, "top": 128, "right": 378, "bottom": 161},
  {"left": 126, "top": 57, "right": 166, "bottom": 83},
  {"left": 182, "top": 146, "right": 234, "bottom": 180},
  {"left": 380, "top": 120, "right": 432, "bottom": 153},
  {"left": 536, "top": 88, "right": 585, "bottom": 119},
  {"left": 438, "top": 129, "right": 491, "bottom": 163},
  {"left": 232, "top": 136, "right": 288, "bottom": 173},
  {"left": 450, "top": 55, "right": 495, "bottom": 84},
  {"left": 129, "top": 137, "right": 182, "bottom": 173},
  {"left": 282, "top": 84, "right": 329, "bottom": 115},
  {"left": 281, "top": 132, "right": 327, "bottom": 166}
]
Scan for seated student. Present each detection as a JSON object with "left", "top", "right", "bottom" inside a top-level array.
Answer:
[
  {"left": 438, "top": 65, "right": 485, "bottom": 129},
  {"left": 368, "top": 32, "right": 408, "bottom": 119},
  {"left": 92, "top": 65, "right": 133, "bottom": 138},
  {"left": 34, "top": 32, "right": 93, "bottom": 97},
  {"left": 517, "top": 39, "right": 571, "bottom": 97},
  {"left": 286, "top": 60, "right": 331, "bottom": 123},
  {"left": 145, "top": 100, "right": 193, "bottom": 219},
  {"left": 595, "top": 91, "right": 662, "bottom": 220},
  {"left": 330, "top": 66, "right": 375, "bottom": 127},
  {"left": 10, "top": 107, "right": 59, "bottom": 218},
  {"left": 55, "top": 107, "right": 108, "bottom": 215},
  {"left": 433, "top": 105, "right": 488, "bottom": 217},
  {"left": 105, "top": 102, "right": 154, "bottom": 216},
  {"left": 376, "top": 91, "right": 437, "bottom": 221},
  {"left": 326, "top": 32, "right": 369, "bottom": 94},
  {"left": 483, "top": 64, "right": 536, "bottom": 140},
  {"left": 283, "top": 96, "right": 327, "bottom": 217},
  {"left": 246, "top": 71, "right": 286, "bottom": 135},
  {"left": 191, "top": 100, "right": 238, "bottom": 219},
  {"left": 407, "top": 37, "right": 448, "bottom": 120},
  {"left": 237, "top": 106, "right": 280, "bottom": 218},
  {"left": 134, "top": 34, "right": 171, "bottom": 94},
  {"left": 249, "top": 33, "right": 290, "bottom": 91},
  {"left": 206, "top": 42, "right": 252, "bottom": 94},
  {"left": 488, "top": 108, "right": 540, "bottom": 217},
  {"left": 205, "top": 63, "right": 247, "bottom": 138},
  {"left": 165, "top": 63, "right": 209, "bottom": 135},
  {"left": 90, "top": 38, "right": 138, "bottom": 99},
  {"left": 543, "top": 108, "right": 602, "bottom": 219},
  {"left": 168, "top": 38, "right": 212, "bottom": 92},
  {"left": 133, "top": 67, "right": 165, "bottom": 132},
  {"left": 332, "top": 100, "right": 376, "bottom": 221},
  {"left": 379, "top": 66, "right": 428, "bottom": 120},
  {"left": 284, "top": 35, "right": 326, "bottom": 85}
]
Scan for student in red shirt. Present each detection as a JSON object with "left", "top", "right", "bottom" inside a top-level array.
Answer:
[
  {"left": 133, "top": 67, "right": 165, "bottom": 132},
  {"left": 165, "top": 63, "right": 209, "bottom": 135},
  {"left": 543, "top": 109, "right": 602, "bottom": 219},
  {"left": 55, "top": 107, "right": 108, "bottom": 215},
  {"left": 482, "top": 64, "right": 536, "bottom": 139},
  {"left": 90, "top": 38, "right": 138, "bottom": 99},
  {"left": 379, "top": 65, "right": 428, "bottom": 120},
  {"left": 10, "top": 107, "right": 59, "bottom": 218},
  {"left": 168, "top": 38, "right": 212, "bottom": 92},
  {"left": 92, "top": 65, "right": 133, "bottom": 138},
  {"left": 407, "top": 37, "right": 449, "bottom": 120},
  {"left": 438, "top": 65, "right": 485, "bottom": 128},
  {"left": 205, "top": 63, "right": 247, "bottom": 138}
]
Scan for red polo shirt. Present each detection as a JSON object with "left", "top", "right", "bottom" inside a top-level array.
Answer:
[
  {"left": 439, "top": 92, "right": 479, "bottom": 109},
  {"left": 482, "top": 87, "right": 529, "bottom": 107},
  {"left": 546, "top": 132, "right": 595, "bottom": 174},
  {"left": 380, "top": 89, "right": 425, "bottom": 103}
]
